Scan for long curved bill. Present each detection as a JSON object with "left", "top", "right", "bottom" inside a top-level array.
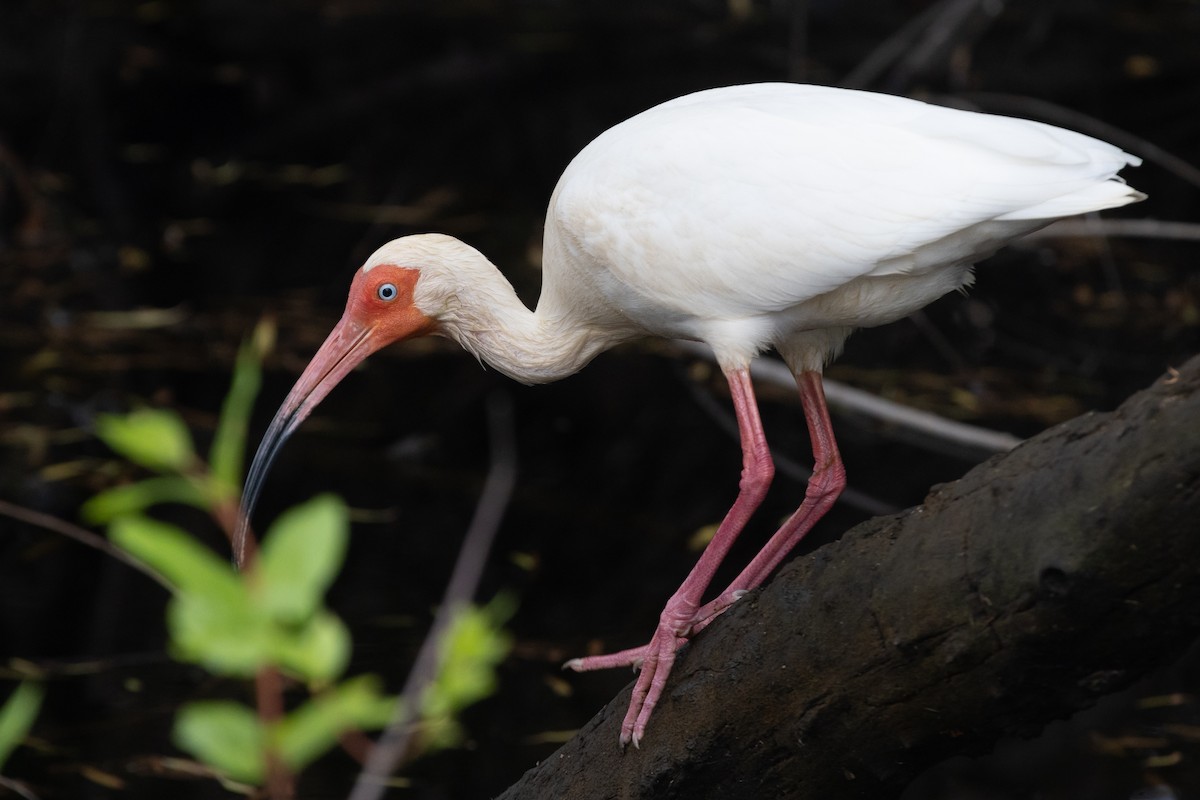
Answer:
[{"left": 234, "top": 316, "right": 381, "bottom": 567}]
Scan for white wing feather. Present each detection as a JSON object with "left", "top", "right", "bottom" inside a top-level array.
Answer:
[{"left": 546, "top": 84, "right": 1141, "bottom": 330}]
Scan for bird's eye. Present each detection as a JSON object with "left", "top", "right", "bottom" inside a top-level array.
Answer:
[{"left": 376, "top": 282, "right": 398, "bottom": 301}]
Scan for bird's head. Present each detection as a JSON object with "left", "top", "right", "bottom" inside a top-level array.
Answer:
[{"left": 234, "top": 233, "right": 482, "bottom": 565}]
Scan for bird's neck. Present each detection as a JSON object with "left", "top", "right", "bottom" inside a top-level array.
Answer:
[{"left": 434, "top": 261, "right": 621, "bottom": 386}]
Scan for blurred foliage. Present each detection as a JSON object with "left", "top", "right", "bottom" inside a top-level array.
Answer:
[
  {"left": 94, "top": 409, "right": 197, "bottom": 474},
  {"left": 0, "top": 682, "right": 43, "bottom": 775},
  {"left": 422, "top": 594, "right": 515, "bottom": 750},
  {"left": 109, "top": 499, "right": 356, "bottom": 683},
  {"left": 80, "top": 320, "right": 510, "bottom": 787},
  {"left": 82, "top": 322, "right": 277, "bottom": 524}
]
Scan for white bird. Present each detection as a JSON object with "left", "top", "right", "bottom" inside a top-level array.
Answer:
[{"left": 238, "top": 83, "right": 1144, "bottom": 747}]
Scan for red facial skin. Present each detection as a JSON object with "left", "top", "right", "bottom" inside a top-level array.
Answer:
[{"left": 342, "top": 264, "right": 436, "bottom": 345}]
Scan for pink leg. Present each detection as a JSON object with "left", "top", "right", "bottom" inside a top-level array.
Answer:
[
  {"left": 565, "top": 367, "right": 774, "bottom": 746},
  {"left": 691, "top": 370, "right": 845, "bottom": 633}
]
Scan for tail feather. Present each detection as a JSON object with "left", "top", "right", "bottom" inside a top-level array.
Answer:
[{"left": 994, "top": 178, "right": 1146, "bottom": 222}]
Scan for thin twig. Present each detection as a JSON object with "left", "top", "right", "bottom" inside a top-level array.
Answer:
[
  {"left": 0, "top": 499, "right": 172, "bottom": 591},
  {"left": 0, "top": 776, "right": 42, "bottom": 800},
  {"left": 0, "top": 651, "right": 167, "bottom": 680},
  {"left": 257, "top": 666, "right": 294, "bottom": 800},
  {"left": 201, "top": 475, "right": 286, "bottom": 797},
  {"left": 906, "top": 309, "right": 972, "bottom": 373},
  {"left": 207, "top": 487, "right": 287, "bottom": 797},
  {"left": 434, "top": 393, "right": 519, "bottom": 612},
  {"left": 843, "top": 0, "right": 1003, "bottom": 91},
  {"left": 883, "top": 0, "right": 1004, "bottom": 93},
  {"left": 960, "top": 92, "right": 1200, "bottom": 192},
  {"left": 1027, "top": 217, "right": 1200, "bottom": 243},
  {"left": 347, "top": 391, "right": 518, "bottom": 800},
  {"left": 673, "top": 342, "right": 1024, "bottom": 460},
  {"left": 842, "top": 0, "right": 954, "bottom": 88},
  {"left": 677, "top": 364, "right": 900, "bottom": 517}
]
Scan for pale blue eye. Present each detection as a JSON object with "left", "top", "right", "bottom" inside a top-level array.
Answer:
[{"left": 377, "top": 283, "right": 398, "bottom": 301}]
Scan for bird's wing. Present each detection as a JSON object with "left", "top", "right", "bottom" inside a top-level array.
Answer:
[{"left": 550, "top": 84, "right": 1140, "bottom": 321}]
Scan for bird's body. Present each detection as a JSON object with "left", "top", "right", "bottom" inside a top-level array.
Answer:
[
  {"left": 541, "top": 83, "right": 1139, "bottom": 369},
  {"left": 239, "top": 83, "right": 1143, "bottom": 747}
]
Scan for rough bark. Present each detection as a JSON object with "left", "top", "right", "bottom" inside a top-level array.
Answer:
[{"left": 497, "top": 355, "right": 1200, "bottom": 800}]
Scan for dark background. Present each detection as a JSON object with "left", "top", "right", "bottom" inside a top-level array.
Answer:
[{"left": 1, "top": 0, "right": 1198, "bottom": 798}]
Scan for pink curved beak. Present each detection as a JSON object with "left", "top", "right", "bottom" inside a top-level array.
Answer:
[{"left": 234, "top": 316, "right": 381, "bottom": 566}]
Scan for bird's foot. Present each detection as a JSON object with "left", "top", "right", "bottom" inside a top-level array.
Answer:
[
  {"left": 565, "top": 625, "right": 687, "bottom": 746},
  {"left": 563, "top": 589, "right": 751, "bottom": 747},
  {"left": 610, "top": 624, "right": 684, "bottom": 748}
]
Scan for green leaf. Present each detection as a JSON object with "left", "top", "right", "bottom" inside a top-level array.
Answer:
[
  {"left": 273, "top": 676, "right": 396, "bottom": 772},
  {"left": 109, "top": 515, "right": 242, "bottom": 602},
  {"left": 269, "top": 611, "right": 351, "bottom": 684},
  {"left": 430, "top": 599, "right": 513, "bottom": 712},
  {"left": 81, "top": 476, "right": 211, "bottom": 524},
  {"left": 174, "top": 701, "right": 265, "bottom": 784},
  {"left": 210, "top": 320, "right": 273, "bottom": 490},
  {"left": 420, "top": 597, "right": 513, "bottom": 750},
  {"left": 0, "top": 682, "right": 44, "bottom": 773},
  {"left": 425, "top": 601, "right": 514, "bottom": 715},
  {"left": 168, "top": 593, "right": 271, "bottom": 678},
  {"left": 110, "top": 515, "right": 275, "bottom": 677},
  {"left": 257, "top": 494, "right": 348, "bottom": 624},
  {"left": 95, "top": 408, "right": 196, "bottom": 473}
]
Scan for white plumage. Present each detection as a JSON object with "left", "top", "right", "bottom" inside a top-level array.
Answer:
[
  {"left": 240, "top": 82, "right": 1143, "bottom": 747},
  {"left": 538, "top": 83, "right": 1142, "bottom": 370}
]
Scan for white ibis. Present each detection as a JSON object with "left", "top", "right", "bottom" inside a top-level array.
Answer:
[{"left": 238, "top": 83, "right": 1144, "bottom": 747}]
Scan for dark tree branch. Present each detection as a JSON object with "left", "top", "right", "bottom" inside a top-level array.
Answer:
[{"left": 498, "top": 356, "right": 1200, "bottom": 800}]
